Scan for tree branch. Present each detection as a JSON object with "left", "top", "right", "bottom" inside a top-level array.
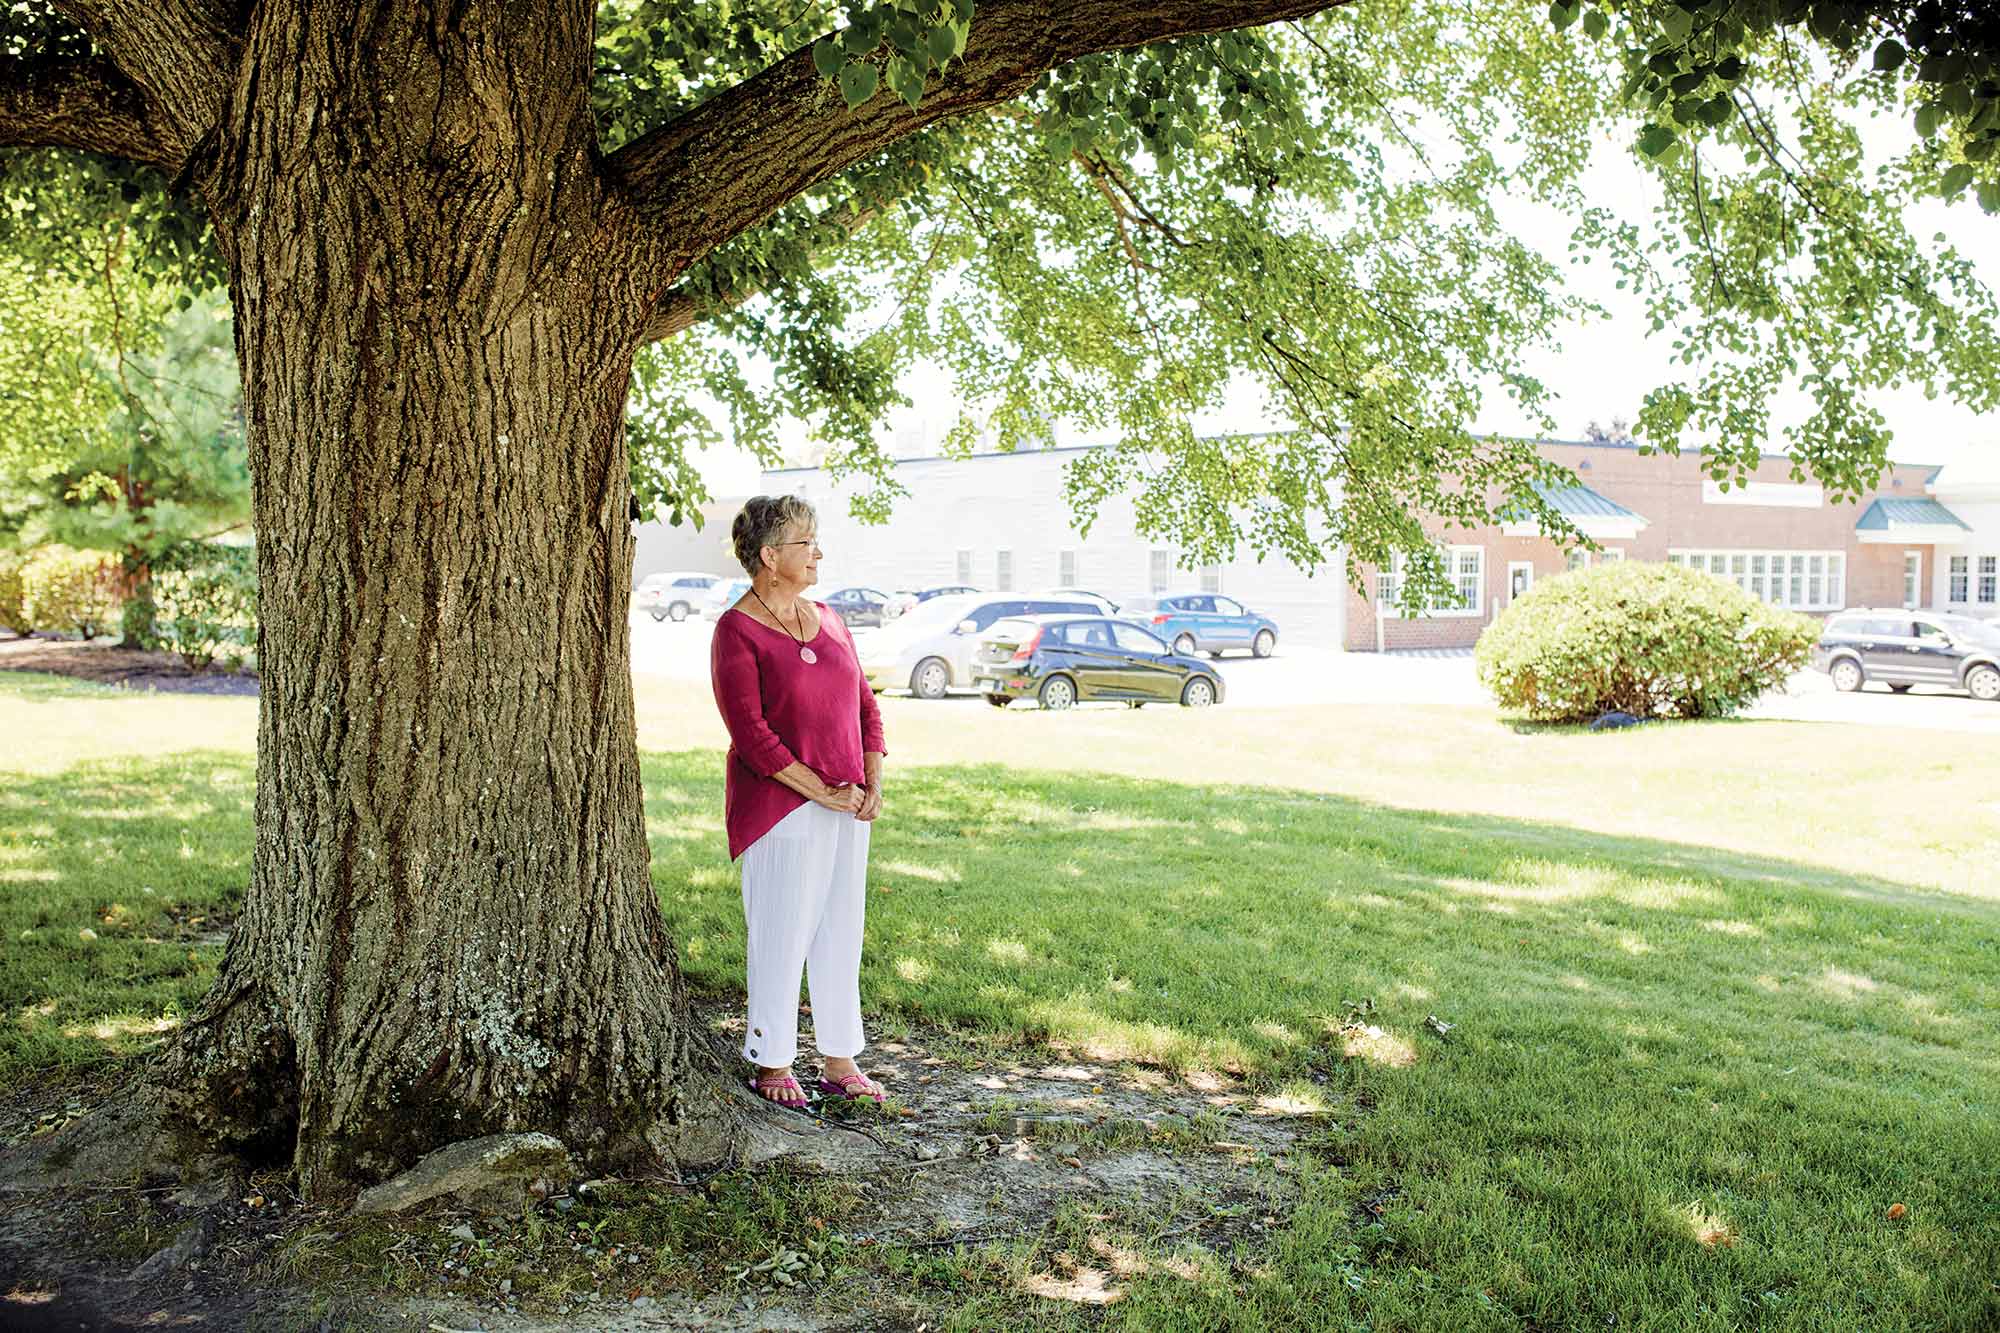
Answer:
[
  {"left": 610, "top": 0, "right": 1347, "bottom": 342},
  {"left": 48, "top": 0, "right": 240, "bottom": 158},
  {"left": 640, "top": 204, "right": 879, "bottom": 343},
  {"left": 0, "top": 48, "right": 173, "bottom": 166}
]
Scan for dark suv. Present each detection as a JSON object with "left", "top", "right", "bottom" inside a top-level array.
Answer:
[
  {"left": 971, "top": 615, "right": 1225, "bottom": 710},
  {"left": 1811, "top": 609, "right": 2000, "bottom": 701}
]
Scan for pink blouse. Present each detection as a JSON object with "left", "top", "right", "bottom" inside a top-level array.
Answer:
[{"left": 709, "top": 602, "right": 887, "bottom": 860}]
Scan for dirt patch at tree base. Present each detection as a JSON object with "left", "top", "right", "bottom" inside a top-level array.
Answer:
[
  {"left": 0, "top": 634, "right": 258, "bottom": 696},
  {"left": 0, "top": 1013, "right": 1351, "bottom": 1330}
]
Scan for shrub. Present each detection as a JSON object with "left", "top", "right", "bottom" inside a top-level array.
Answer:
[
  {"left": 0, "top": 550, "right": 30, "bottom": 635},
  {"left": 155, "top": 542, "right": 258, "bottom": 671},
  {"left": 1475, "top": 560, "right": 1821, "bottom": 723},
  {"left": 19, "top": 546, "right": 121, "bottom": 640}
]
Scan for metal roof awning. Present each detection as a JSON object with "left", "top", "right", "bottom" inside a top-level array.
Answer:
[
  {"left": 1500, "top": 481, "right": 1650, "bottom": 541},
  {"left": 1854, "top": 497, "right": 1972, "bottom": 544}
]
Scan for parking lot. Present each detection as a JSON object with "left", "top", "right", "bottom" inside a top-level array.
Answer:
[{"left": 634, "top": 611, "right": 2000, "bottom": 734}]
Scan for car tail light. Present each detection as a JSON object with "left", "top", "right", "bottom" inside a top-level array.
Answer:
[
  {"left": 1151, "top": 613, "right": 1170, "bottom": 625},
  {"left": 1010, "top": 629, "right": 1043, "bottom": 662}
]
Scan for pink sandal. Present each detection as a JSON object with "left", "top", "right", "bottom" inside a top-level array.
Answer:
[
  {"left": 816, "top": 1071, "right": 885, "bottom": 1104},
  {"left": 747, "top": 1069, "right": 809, "bottom": 1110}
]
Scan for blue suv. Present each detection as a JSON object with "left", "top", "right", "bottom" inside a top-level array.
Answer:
[{"left": 1120, "top": 594, "right": 1278, "bottom": 659}]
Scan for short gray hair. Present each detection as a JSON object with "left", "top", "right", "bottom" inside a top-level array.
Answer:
[{"left": 731, "top": 494, "right": 817, "bottom": 576}]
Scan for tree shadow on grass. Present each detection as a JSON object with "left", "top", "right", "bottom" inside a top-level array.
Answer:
[
  {"left": 647, "top": 754, "right": 2000, "bottom": 1328},
  {"left": 646, "top": 757, "right": 1998, "bottom": 1076},
  {"left": 0, "top": 752, "right": 254, "bottom": 1084}
]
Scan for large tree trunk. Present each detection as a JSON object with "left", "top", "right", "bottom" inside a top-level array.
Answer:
[{"left": 152, "top": 5, "right": 736, "bottom": 1199}]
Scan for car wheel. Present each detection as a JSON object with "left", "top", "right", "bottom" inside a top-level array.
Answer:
[
  {"left": 1253, "top": 629, "right": 1276, "bottom": 658},
  {"left": 912, "top": 657, "right": 951, "bottom": 700},
  {"left": 1968, "top": 663, "right": 2000, "bottom": 702},
  {"left": 1888, "top": 683, "right": 1912, "bottom": 694},
  {"left": 985, "top": 693, "right": 1011, "bottom": 708},
  {"left": 1208, "top": 651, "right": 1224, "bottom": 660},
  {"left": 669, "top": 601, "right": 690, "bottom": 622},
  {"left": 1126, "top": 700, "right": 1145, "bottom": 709},
  {"left": 1830, "top": 657, "right": 1864, "bottom": 692},
  {"left": 648, "top": 608, "right": 667, "bottom": 622},
  {"left": 1181, "top": 676, "right": 1216, "bottom": 708},
  {"left": 1039, "top": 675, "right": 1077, "bottom": 711},
  {"left": 1173, "top": 633, "right": 1197, "bottom": 655}
]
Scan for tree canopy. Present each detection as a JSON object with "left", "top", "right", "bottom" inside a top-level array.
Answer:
[{"left": 2, "top": 2, "right": 1995, "bottom": 602}]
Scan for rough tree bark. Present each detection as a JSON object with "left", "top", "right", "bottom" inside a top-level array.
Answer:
[{"left": 2, "top": 0, "right": 1340, "bottom": 1200}]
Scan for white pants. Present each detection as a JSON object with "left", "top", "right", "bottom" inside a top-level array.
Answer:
[{"left": 739, "top": 800, "right": 871, "bottom": 1068}]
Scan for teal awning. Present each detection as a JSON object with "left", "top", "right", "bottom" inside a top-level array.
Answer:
[{"left": 1854, "top": 497, "right": 1970, "bottom": 533}]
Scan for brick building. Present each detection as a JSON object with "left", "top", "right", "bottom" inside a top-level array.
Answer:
[{"left": 1345, "top": 439, "right": 1991, "bottom": 652}]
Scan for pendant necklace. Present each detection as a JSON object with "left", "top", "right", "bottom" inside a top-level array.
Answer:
[{"left": 752, "top": 588, "right": 817, "bottom": 664}]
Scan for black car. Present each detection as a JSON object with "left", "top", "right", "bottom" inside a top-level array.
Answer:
[
  {"left": 1811, "top": 609, "right": 2000, "bottom": 701},
  {"left": 823, "top": 586, "right": 891, "bottom": 628},
  {"left": 971, "top": 615, "right": 1225, "bottom": 710}
]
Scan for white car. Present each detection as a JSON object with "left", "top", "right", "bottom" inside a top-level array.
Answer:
[
  {"left": 635, "top": 570, "right": 722, "bottom": 622},
  {"left": 701, "top": 576, "right": 752, "bottom": 619},
  {"left": 1025, "top": 588, "right": 1120, "bottom": 614},
  {"left": 857, "top": 592, "right": 1109, "bottom": 699}
]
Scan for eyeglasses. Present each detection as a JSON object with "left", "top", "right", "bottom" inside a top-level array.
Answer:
[{"left": 770, "top": 538, "right": 821, "bottom": 551}]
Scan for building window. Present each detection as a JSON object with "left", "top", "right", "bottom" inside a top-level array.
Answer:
[
  {"left": 1669, "top": 549, "right": 1844, "bottom": 610},
  {"left": 1982, "top": 555, "right": 1998, "bottom": 605},
  {"left": 1949, "top": 555, "right": 1969, "bottom": 603},
  {"left": 1566, "top": 549, "right": 1590, "bottom": 572},
  {"left": 1904, "top": 551, "right": 1921, "bottom": 609},
  {"left": 1379, "top": 548, "right": 1483, "bottom": 616},
  {"left": 1375, "top": 561, "right": 1401, "bottom": 608},
  {"left": 1059, "top": 549, "right": 1077, "bottom": 587},
  {"left": 1200, "top": 562, "right": 1222, "bottom": 593},
  {"left": 995, "top": 549, "right": 1013, "bottom": 592},
  {"left": 1150, "top": 548, "right": 1173, "bottom": 594},
  {"left": 956, "top": 549, "right": 973, "bottom": 584},
  {"left": 1600, "top": 549, "right": 1625, "bottom": 563}
]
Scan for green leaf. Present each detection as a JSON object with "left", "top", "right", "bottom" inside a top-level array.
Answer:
[
  {"left": 1915, "top": 103, "right": 1942, "bottom": 138},
  {"left": 1872, "top": 39, "right": 1905, "bottom": 73},
  {"left": 952, "top": 0, "right": 974, "bottom": 20},
  {"left": 927, "top": 25, "right": 956, "bottom": 65},
  {"left": 1715, "top": 55, "right": 1744, "bottom": 82},
  {"left": 1659, "top": 7, "right": 1694, "bottom": 43},
  {"left": 839, "top": 61, "right": 879, "bottom": 107},
  {"left": 1581, "top": 8, "right": 1607, "bottom": 39},
  {"left": 812, "top": 38, "right": 844, "bottom": 79},
  {"left": 1978, "top": 181, "right": 2000, "bottom": 214},
  {"left": 887, "top": 53, "right": 926, "bottom": 108},
  {"left": 1940, "top": 163, "right": 1974, "bottom": 197},
  {"left": 1636, "top": 124, "right": 1677, "bottom": 158},
  {"left": 1696, "top": 95, "right": 1733, "bottom": 127},
  {"left": 1548, "top": 0, "right": 1578, "bottom": 32}
]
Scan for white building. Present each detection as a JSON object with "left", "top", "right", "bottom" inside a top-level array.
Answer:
[
  {"left": 1926, "top": 457, "right": 2000, "bottom": 617},
  {"left": 761, "top": 444, "right": 1354, "bottom": 646}
]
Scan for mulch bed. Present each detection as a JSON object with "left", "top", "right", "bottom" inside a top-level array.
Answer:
[{"left": 0, "top": 633, "right": 258, "bottom": 697}]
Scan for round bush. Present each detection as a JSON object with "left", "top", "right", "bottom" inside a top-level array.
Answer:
[
  {"left": 0, "top": 550, "right": 31, "bottom": 635},
  {"left": 19, "top": 546, "right": 121, "bottom": 640},
  {"left": 1475, "top": 561, "right": 1821, "bottom": 723}
]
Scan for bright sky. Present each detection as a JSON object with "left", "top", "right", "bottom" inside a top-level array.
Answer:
[{"left": 690, "top": 110, "right": 1999, "bottom": 497}]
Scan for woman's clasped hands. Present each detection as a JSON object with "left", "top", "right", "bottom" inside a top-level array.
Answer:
[{"left": 817, "top": 780, "right": 881, "bottom": 821}]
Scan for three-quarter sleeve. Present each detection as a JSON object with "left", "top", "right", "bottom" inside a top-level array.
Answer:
[
  {"left": 710, "top": 620, "right": 798, "bottom": 777},
  {"left": 859, "top": 664, "right": 886, "bottom": 755},
  {"left": 830, "top": 614, "right": 887, "bottom": 755}
]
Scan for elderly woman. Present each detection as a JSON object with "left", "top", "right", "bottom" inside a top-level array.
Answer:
[{"left": 709, "top": 495, "right": 887, "bottom": 1109}]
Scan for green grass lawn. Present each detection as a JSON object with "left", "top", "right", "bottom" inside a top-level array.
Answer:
[{"left": 3, "top": 670, "right": 1997, "bottom": 1329}]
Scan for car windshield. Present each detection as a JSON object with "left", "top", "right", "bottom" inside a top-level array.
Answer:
[{"left": 1940, "top": 616, "right": 2000, "bottom": 647}]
